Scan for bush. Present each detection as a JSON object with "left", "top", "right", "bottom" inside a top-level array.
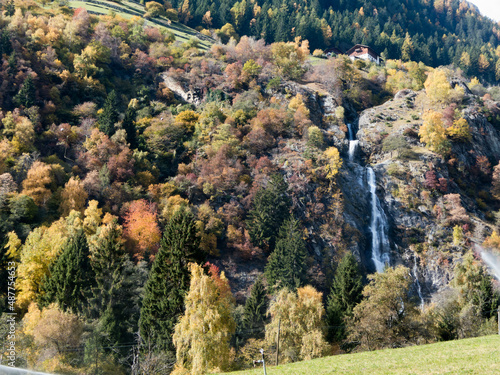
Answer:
[
  {"left": 382, "top": 135, "right": 408, "bottom": 152},
  {"left": 312, "top": 49, "right": 325, "bottom": 58}
]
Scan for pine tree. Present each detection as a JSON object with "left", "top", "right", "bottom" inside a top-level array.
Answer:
[
  {"left": 88, "top": 218, "right": 140, "bottom": 349},
  {"left": 0, "top": 29, "right": 12, "bottom": 57},
  {"left": 139, "top": 206, "right": 203, "bottom": 351},
  {"left": 326, "top": 252, "right": 363, "bottom": 342},
  {"left": 242, "top": 276, "right": 268, "bottom": 339},
  {"left": 14, "top": 75, "right": 36, "bottom": 108},
  {"left": 98, "top": 90, "right": 119, "bottom": 137},
  {"left": 265, "top": 216, "right": 307, "bottom": 291},
  {"left": 39, "top": 229, "right": 95, "bottom": 315},
  {"left": 247, "top": 174, "right": 291, "bottom": 251},
  {"left": 401, "top": 32, "right": 414, "bottom": 61},
  {"left": 122, "top": 106, "right": 138, "bottom": 149}
]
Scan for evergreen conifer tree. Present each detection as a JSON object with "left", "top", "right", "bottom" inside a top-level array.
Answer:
[
  {"left": 122, "top": 106, "right": 138, "bottom": 149},
  {"left": 139, "top": 206, "right": 203, "bottom": 351},
  {"left": 247, "top": 174, "right": 291, "bottom": 251},
  {"left": 14, "top": 75, "right": 36, "bottom": 108},
  {"left": 265, "top": 216, "right": 307, "bottom": 291},
  {"left": 39, "top": 229, "right": 95, "bottom": 315},
  {"left": 0, "top": 29, "right": 12, "bottom": 57},
  {"left": 326, "top": 252, "right": 363, "bottom": 342},
  {"left": 98, "top": 90, "right": 119, "bottom": 137},
  {"left": 89, "top": 219, "right": 141, "bottom": 350},
  {"left": 242, "top": 276, "right": 268, "bottom": 339}
]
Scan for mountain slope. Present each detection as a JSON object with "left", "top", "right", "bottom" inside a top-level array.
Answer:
[{"left": 177, "top": 0, "right": 500, "bottom": 81}]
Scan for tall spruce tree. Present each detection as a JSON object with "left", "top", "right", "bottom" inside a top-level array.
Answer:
[
  {"left": 14, "top": 75, "right": 36, "bottom": 108},
  {"left": 242, "top": 276, "right": 268, "bottom": 339},
  {"left": 39, "top": 229, "right": 95, "bottom": 315},
  {"left": 247, "top": 173, "right": 291, "bottom": 251},
  {"left": 122, "top": 106, "right": 138, "bottom": 149},
  {"left": 264, "top": 216, "right": 307, "bottom": 292},
  {"left": 326, "top": 252, "right": 363, "bottom": 342},
  {"left": 89, "top": 219, "right": 142, "bottom": 350},
  {"left": 139, "top": 206, "right": 203, "bottom": 351},
  {"left": 98, "top": 90, "right": 119, "bottom": 137},
  {"left": 0, "top": 29, "right": 12, "bottom": 57}
]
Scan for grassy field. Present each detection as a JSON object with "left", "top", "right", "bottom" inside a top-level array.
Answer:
[
  {"left": 64, "top": 0, "right": 213, "bottom": 48},
  {"left": 224, "top": 335, "right": 500, "bottom": 375}
]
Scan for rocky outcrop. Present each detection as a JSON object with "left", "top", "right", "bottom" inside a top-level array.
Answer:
[
  {"left": 353, "top": 89, "right": 500, "bottom": 297},
  {"left": 161, "top": 73, "right": 202, "bottom": 105}
]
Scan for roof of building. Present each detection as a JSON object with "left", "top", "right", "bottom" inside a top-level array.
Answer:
[
  {"left": 345, "top": 44, "right": 381, "bottom": 57},
  {"left": 324, "top": 47, "right": 344, "bottom": 55}
]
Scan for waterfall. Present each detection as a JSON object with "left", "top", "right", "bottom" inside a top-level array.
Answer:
[
  {"left": 344, "top": 121, "right": 391, "bottom": 272},
  {"left": 478, "top": 246, "right": 500, "bottom": 280},
  {"left": 347, "top": 122, "right": 355, "bottom": 140},
  {"left": 367, "top": 167, "right": 391, "bottom": 272},
  {"left": 347, "top": 123, "right": 358, "bottom": 161},
  {"left": 413, "top": 256, "right": 424, "bottom": 310},
  {"left": 348, "top": 140, "right": 359, "bottom": 161}
]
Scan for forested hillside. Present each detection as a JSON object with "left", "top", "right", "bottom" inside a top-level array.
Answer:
[
  {"left": 177, "top": 0, "right": 500, "bottom": 81},
  {"left": 1, "top": 0, "right": 500, "bottom": 374}
]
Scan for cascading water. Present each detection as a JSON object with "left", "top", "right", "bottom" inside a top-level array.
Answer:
[
  {"left": 345, "top": 120, "right": 391, "bottom": 272},
  {"left": 346, "top": 123, "right": 359, "bottom": 161},
  {"left": 413, "top": 256, "right": 424, "bottom": 310},
  {"left": 478, "top": 245, "right": 500, "bottom": 280},
  {"left": 367, "top": 167, "right": 391, "bottom": 273},
  {"left": 348, "top": 140, "right": 359, "bottom": 161}
]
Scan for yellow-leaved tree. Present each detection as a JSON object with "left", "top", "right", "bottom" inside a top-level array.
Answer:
[
  {"left": 265, "top": 286, "right": 329, "bottom": 363},
  {"left": 419, "top": 110, "right": 451, "bottom": 156},
  {"left": 21, "top": 161, "right": 56, "bottom": 206},
  {"left": 21, "top": 302, "right": 83, "bottom": 373},
  {"left": 16, "top": 212, "right": 82, "bottom": 310},
  {"left": 60, "top": 177, "right": 88, "bottom": 216},
  {"left": 446, "top": 117, "right": 471, "bottom": 142},
  {"left": 424, "top": 68, "right": 464, "bottom": 104},
  {"left": 321, "top": 146, "right": 342, "bottom": 184},
  {"left": 172, "top": 263, "right": 235, "bottom": 375}
]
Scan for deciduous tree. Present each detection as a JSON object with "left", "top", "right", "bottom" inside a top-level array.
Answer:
[
  {"left": 348, "top": 266, "right": 422, "bottom": 351},
  {"left": 172, "top": 263, "right": 235, "bottom": 374},
  {"left": 419, "top": 110, "right": 451, "bottom": 157},
  {"left": 60, "top": 177, "right": 88, "bottom": 217},
  {"left": 123, "top": 199, "right": 161, "bottom": 260},
  {"left": 21, "top": 161, "right": 54, "bottom": 206},
  {"left": 265, "top": 286, "right": 329, "bottom": 363}
]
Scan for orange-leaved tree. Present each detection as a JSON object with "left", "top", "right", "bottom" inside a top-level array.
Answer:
[{"left": 123, "top": 199, "right": 161, "bottom": 261}]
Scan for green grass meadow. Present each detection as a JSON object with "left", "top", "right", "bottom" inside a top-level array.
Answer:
[{"left": 224, "top": 335, "right": 500, "bottom": 375}]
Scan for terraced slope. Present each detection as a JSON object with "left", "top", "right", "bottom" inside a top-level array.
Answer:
[{"left": 67, "top": 0, "right": 214, "bottom": 47}]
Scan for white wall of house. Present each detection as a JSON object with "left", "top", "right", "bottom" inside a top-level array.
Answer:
[{"left": 349, "top": 53, "right": 380, "bottom": 65}]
